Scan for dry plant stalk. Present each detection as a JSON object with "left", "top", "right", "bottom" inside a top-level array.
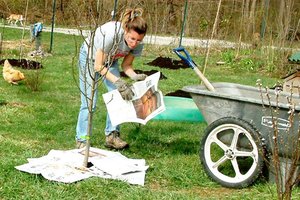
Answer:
[
  {"left": 203, "top": 0, "right": 222, "bottom": 76},
  {"left": 257, "top": 80, "right": 300, "bottom": 200},
  {"left": 0, "top": 33, "right": 2, "bottom": 57}
]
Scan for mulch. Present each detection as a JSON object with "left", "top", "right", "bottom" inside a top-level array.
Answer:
[
  {"left": 165, "top": 89, "right": 191, "bottom": 98},
  {"left": 0, "top": 59, "right": 43, "bottom": 69},
  {"left": 146, "top": 56, "right": 189, "bottom": 69}
]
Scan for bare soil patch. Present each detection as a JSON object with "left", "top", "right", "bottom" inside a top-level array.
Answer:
[
  {"left": 0, "top": 58, "right": 42, "bottom": 69},
  {"left": 165, "top": 89, "right": 191, "bottom": 98},
  {"left": 146, "top": 56, "right": 189, "bottom": 69}
]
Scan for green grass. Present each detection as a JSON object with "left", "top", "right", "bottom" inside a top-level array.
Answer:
[{"left": 0, "top": 27, "right": 300, "bottom": 199}]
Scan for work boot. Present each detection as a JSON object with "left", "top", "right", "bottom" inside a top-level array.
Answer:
[
  {"left": 76, "top": 141, "right": 86, "bottom": 149},
  {"left": 105, "top": 131, "right": 128, "bottom": 150}
]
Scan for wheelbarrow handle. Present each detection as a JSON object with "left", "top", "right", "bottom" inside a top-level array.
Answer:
[{"left": 173, "top": 47, "right": 197, "bottom": 69}]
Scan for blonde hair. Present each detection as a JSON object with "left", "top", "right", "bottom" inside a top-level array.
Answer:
[{"left": 120, "top": 8, "right": 147, "bottom": 34}]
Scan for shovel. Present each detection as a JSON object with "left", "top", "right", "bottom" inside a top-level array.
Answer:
[{"left": 173, "top": 47, "right": 215, "bottom": 92}]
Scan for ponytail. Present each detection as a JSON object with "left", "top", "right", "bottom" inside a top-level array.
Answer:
[{"left": 120, "top": 8, "right": 147, "bottom": 34}]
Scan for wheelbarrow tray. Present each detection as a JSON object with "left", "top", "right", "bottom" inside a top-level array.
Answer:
[{"left": 183, "top": 82, "right": 300, "bottom": 158}]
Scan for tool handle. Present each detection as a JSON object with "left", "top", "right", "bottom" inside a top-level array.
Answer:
[{"left": 193, "top": 68, "right": 215, "bottom": 92}]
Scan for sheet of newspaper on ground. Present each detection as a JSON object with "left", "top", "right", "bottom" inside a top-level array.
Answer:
[
  {"left": 15, "top": 147, "right": 148, "bottom": 186},
  {"left": 103, "top": 72, "right": 165, "bottom": 126}
]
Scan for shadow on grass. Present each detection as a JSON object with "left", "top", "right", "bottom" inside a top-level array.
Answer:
[{"left": 0, "top": 100, "right": 8, "bottom": 106}]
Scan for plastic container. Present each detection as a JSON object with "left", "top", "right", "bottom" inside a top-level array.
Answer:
[{"left": 154, "top": 96, "right": 204, "bottom": 122}]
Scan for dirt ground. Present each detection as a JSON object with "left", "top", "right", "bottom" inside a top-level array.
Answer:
[
  {"left": 0, "top": 58, "right": 42, "bottom": 69},
  {"left": 165, "top": 89, "right": 191, "bottom": 98},
  {"left": 146, "top": 56, "right": 189, "bottom": 69}
]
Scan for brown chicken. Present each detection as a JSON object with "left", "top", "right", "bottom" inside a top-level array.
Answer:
[{"left": 2, "top": 60, "right": 25, "bottom": 85}]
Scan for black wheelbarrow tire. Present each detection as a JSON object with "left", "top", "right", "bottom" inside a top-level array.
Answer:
[{"left": 200, "top": 117, "right": 265, "bottom": 188}]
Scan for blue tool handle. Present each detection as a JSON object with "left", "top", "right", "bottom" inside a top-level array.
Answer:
[{"left": 173, "top": 47, "right": 196, "bottom": 69}]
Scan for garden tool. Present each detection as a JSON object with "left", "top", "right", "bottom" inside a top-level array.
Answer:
[{"left": 173, "top": 47, "right": 215, "bottom": 92}]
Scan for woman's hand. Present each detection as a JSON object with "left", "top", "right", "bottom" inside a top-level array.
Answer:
[
  {"left": 130, "top": 73, "right": 147, "bottom": 81},
  {"left": 114, "top": 79, "right": 135, "bottom": 100}
]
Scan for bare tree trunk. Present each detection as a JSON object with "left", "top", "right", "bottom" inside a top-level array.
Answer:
[
  {"left": 161, "top": 0, "right": 167, "bottom": 34},
  {"left": 154, "top": 0, "right": 158, "bottom": 42},
  {"left": 169, "top": 0, "right": 177, "bottom": 34},
  {"left": 60, "top": 0, "right": 63, "bottom": 13},
  {"left": 245, "top": 0, "right": 250, "bottom": 19},
  {"left": 82, "top": 79, "right": 97, "bottom": 167},
  {"left": 283, "top": 0, "right": 294, "bottom": 41},
  {"left": 278, "top": 0, "right": 285, "bottom": 40},
  {"left": 249, "top": 0, "right": 257, "bottom": 33},
  {"left": 260, "top": 0, "right": 270, "bottom": 40},
  {"left": 277, "top": 0, "right": 294, "bottom": 47},
  {"left": 242, "top": 0, "right": 256, "bottom": 38},
  {"left": 44, "top": 0, "right": 48, "bottom": 20},
  {"left": 241, "top": 0, "right": 246, "bottom": 37}
]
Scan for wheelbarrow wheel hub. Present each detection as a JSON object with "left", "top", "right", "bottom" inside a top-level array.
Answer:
[{"left": 225, "top": 149, "right": 235, "bottom": 160}]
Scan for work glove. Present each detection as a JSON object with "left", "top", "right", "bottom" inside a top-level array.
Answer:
[
  {"left": 130, "top": 73, "right": 147, "bottom": 81},
  {"left": 114, "top": 78, "right": 135, "bottom": 101}
]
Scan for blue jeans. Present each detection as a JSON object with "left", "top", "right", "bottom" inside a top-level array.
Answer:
[{"left": 76, "top": 45, "right": 120, "bottom": 142}]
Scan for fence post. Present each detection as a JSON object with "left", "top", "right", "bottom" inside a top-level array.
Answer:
[{"left": 49, "top": 0, "right": 56, "bottom": 53}]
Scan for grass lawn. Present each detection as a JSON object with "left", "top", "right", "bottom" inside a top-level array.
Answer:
[{"left": 0, "top": 27, "right": 299, "bottom": 199}]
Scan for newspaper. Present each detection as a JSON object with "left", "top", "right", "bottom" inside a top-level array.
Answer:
[
  {"left": 15, "top": 147, "right": 148, "bottom": 186},
  {"left": 103, "top": 72, "right": 165, "bottom": 126}
]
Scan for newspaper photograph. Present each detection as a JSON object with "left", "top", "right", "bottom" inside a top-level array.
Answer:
[{"left": 103, "top": 72, "right": 165, "bottom": 126}]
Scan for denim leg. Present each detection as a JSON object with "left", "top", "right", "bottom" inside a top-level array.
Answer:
[
  {"left": 104, "top": 61, "right": 121, "bottom": 136},
  {"left": 76, "top": 46, "right": 99, "bottom": 142}
]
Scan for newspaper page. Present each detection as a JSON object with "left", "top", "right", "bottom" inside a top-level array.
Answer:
[
  {"left": 102, "top": 72, "right": 165, "bottom": 126},
  {"left": 15, "top": 148, "right": 148, "bottom": 186}
]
